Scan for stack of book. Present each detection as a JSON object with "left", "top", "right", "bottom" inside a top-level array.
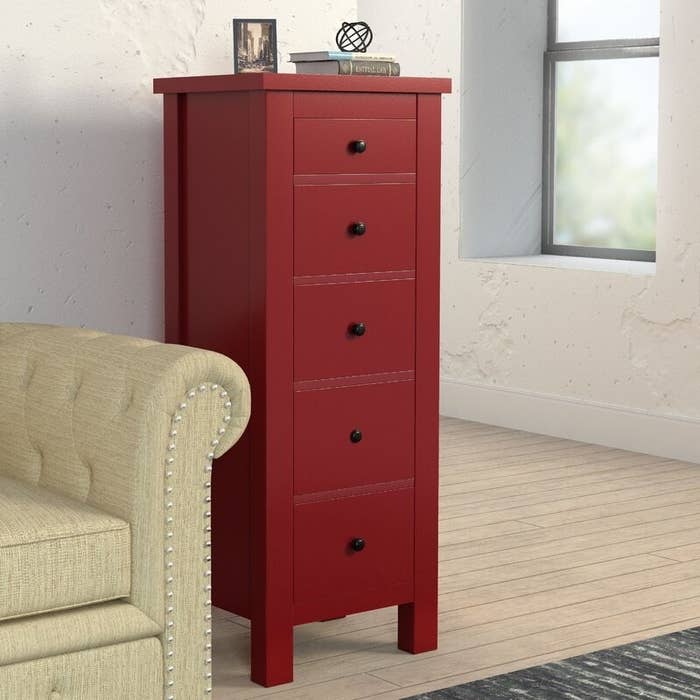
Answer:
[{"left": 290, "top": 51, "right": 400, "bottom": 76}]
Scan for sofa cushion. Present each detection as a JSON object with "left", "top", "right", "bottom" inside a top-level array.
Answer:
[
  {"left": 0, "top": 638, "right": 162, "bottom": 700},
  {"left": 0, "top": 475, "right": 130, "bottom": 621},
  {"left": 0, "top": 600, "right": 160, "bottom": 667}
]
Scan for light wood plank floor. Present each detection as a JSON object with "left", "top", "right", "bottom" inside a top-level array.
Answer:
[{"left": 213, "top": 417, "right": 700, "bottom": 699}]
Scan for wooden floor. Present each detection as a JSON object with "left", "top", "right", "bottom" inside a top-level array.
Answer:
[{"left": 213, "top": 417, "right": 700, "bottom": 699}]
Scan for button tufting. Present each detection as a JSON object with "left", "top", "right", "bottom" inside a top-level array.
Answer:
[
  {"left": 23, "top": 362, "right": 37, "bottom": 388},
  {"left": 69, "top": 380, "right": 82, "bottom": 401},
  {"left": 35, "top": 448, "right": 44, "bottom": 479},
  {"left": 122, "top": 390, "right": 134, "bottom": 412},
  {"left": 82, "top": 460, "right": 93, "bottom": 490}
]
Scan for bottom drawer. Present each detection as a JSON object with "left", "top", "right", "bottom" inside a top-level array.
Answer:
[{"left": 294, "top": 489, "right": 414, "bottom": 620}]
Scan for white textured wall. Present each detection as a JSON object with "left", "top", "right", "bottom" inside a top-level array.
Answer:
[
  {"left": 361, "top": 1, "right": 700, "bottom": 430},
  {"left": 0, "top": 1, "right": 355, "bottom": 338},
  {"left": 448, "top": 0, "right": 700, "bottom": 422},
  {"left": 460, "top": 0, "right": 547, "bottom": 258},
  {"left": 3, "top": 1, "right": 699, "bottom": 432}
]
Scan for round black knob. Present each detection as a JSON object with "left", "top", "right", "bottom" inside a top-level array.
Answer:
[
  {"left": 350, "top": 221, "right": 367, "bottom": 236},
  {"left": 349, "top": 322, "right": 366, "bottom": 337},
  {"left": 350, "top": 139, "right": 367, "bottom": 154},
  {"left": 350, "top": 429, "right": 363, "bottom": 443},
  {"left": 350, "top": 538, "right": 366, "bottom": 552}
]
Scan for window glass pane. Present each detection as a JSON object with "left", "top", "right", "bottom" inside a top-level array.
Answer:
[
  {"left": 553, "top": 56, "right": 658, "bottom": 251},
  {"left": 557, "top": 0, "right": 660, "bottom": 42}
]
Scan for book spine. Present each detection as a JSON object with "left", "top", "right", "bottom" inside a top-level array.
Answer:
[{"left": 338, "top": 60, "right": 401, "bottom": 76}]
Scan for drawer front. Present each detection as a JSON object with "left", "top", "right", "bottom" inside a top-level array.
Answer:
[
  {"left": 294, "top": 183, "right": 416, "bottom": 276},
  {"left": 294, "top": 279, "right": 415, "bottom": 381},
  {"left": 294, "top": 119, "right": 416, "bottom": 174},
  {"left": 294, "top": 92, "right": 416, "bottom": 119},
  {"left": 294, "top": 380, "right": 415, "bottom": 495},
  {"left": 294, "top": 489, "right": 414, "bottom": 608}
]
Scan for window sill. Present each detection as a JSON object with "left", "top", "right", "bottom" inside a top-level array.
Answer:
[{"left": 467, "top": 254, "right": 656, "bottom": 276}]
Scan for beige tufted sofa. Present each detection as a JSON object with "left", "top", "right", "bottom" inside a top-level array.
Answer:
[{"left": 0, "top": 323, "right": 251, "bottom": 699}]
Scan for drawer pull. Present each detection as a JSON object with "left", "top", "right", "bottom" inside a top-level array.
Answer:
[
  {"left": 349, "top": 429, "right": 363, "bottom": 444},
  {"left": 348, "top": 322, "right": 366, "bottom": 337},
  {"left": 350, "top": 537, "right": 366, "bottom": 552},
  {"left": 350, "top": 221, "right": 367, "bottom": 236},
  {"left": 349, "top": 139, "right": 367, "bottom": 154}
]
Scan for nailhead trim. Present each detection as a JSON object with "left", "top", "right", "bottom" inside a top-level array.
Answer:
[{"left": 164, "top": 382, "right": 233, "bottom": 698}]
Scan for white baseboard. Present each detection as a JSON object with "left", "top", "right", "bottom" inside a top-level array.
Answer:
[{"left": 440, "top": 378, "right": 700, "bottom": 465}]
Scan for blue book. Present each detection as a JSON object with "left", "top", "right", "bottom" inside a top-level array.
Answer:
[{"left": 289, "top": 50, "right": 395, "bottom": 62}]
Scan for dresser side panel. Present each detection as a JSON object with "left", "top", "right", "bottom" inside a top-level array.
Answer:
[{"left": 177, "top": 90, "right": 254, "bottom": 616}]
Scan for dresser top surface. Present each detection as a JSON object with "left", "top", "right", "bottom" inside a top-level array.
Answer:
[{"left": 153, "top": 73, "right": 451, "bottom": 95}]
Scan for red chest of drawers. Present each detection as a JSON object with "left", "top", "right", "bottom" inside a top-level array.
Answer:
[{"left": 154, "top": 73, "right": 451, "bottom": 687}]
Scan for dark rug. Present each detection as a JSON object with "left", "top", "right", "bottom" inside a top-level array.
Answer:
[{"left": 403, "top": 627, "right": 700, "bottom": 699}]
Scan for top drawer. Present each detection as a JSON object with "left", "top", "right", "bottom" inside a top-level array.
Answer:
[
  {"left": 295, "top": 119, "right": 416, "bottom": 175},
  {"left": 294, "top": 93, "right": 416, "bottom": 119}
]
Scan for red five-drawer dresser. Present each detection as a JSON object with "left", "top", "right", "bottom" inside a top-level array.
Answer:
[{"left": 153, "top": 73, "right": 451, "bottom": 687}]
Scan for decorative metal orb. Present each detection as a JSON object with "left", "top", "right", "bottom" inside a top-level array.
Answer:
[{"left": 335, "top": 21, "right": 373, "bottom": 53}]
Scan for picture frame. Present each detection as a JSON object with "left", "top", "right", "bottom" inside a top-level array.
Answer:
[{"left": 233, "top": 19, "right": 278, "bottom": 73}]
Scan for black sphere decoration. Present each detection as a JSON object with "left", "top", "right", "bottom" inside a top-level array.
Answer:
[{"left": 335, "top": 21, "right": 373, "bottom": 53}]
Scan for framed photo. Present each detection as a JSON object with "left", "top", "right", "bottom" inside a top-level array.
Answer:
[{"left": 233, "top": 19, "right": 278, "bottom": 73}]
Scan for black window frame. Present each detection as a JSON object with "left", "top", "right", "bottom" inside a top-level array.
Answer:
[{"left": 542, "top": 0, "right": 660, "bottom": 262}]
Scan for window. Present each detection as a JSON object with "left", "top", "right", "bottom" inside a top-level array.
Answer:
[{"left": 542, "top": 0, "right": 660, "bottom": 261}]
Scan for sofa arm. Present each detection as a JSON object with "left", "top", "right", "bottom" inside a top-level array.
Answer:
[
  {"left": 0, "top": 323, "right": 251, "bottom": 698},
  {"left": 155, "top": 356, "right": 251, "bottom": 698}
]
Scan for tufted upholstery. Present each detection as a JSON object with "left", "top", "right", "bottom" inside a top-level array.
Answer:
[
  {"left": 0, "top": 323, "right": 251, "bottom": 699},
  {"left": 0, "top": 324, "right": 248, "bottom": 505}
]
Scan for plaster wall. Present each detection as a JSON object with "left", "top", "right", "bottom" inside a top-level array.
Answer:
[
  {"left": 361, "top": 0, "right": 700, "bottom": 439},
  {"left": 3, "top": 1, "right": 699, "bottom": 446},
  {"left": 0, "top": 1, "right": 356, "bottom": 338},
  {"left": 460, "top": 0, "right": 547, "bottom": 258}
]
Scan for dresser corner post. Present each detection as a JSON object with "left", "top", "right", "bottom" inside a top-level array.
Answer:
[
  {"left": 250, "top": 619, "right": 294, "bottom": 687},
  {"left": 249, "top": 88, "right": 296, "bottom": 687},
  {"left": 398, "top": 92, "right": 442, "bottom": 655}
]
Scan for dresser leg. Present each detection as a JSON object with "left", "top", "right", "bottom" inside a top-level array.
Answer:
[
  {"left": 397, "top": 601, "right": 438, "bottom": 653},
  {"left": 250, "top": 618, "right": 294, "bottom": 687}
]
